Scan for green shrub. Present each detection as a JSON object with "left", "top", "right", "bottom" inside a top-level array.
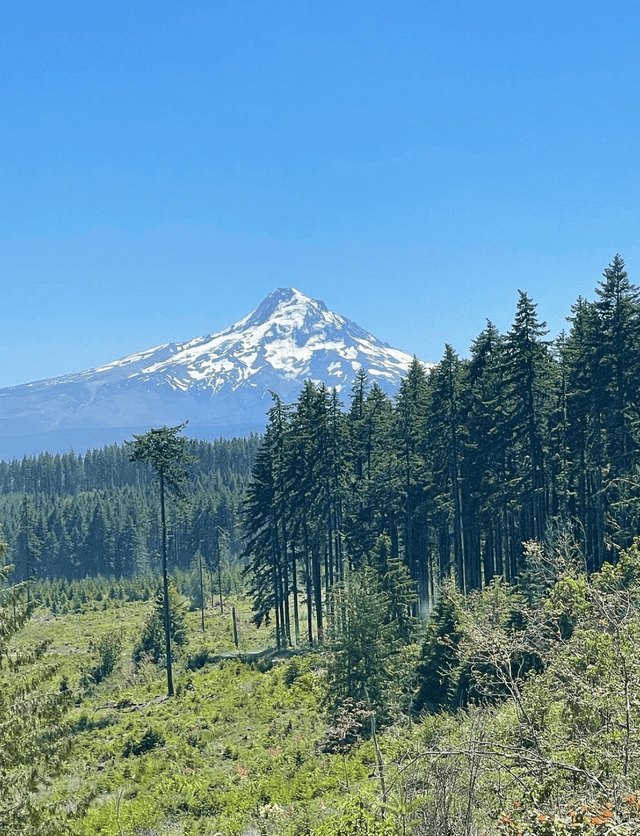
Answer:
[
  {"left": 122, "top": 727, "right": 165, "bottom": 757},
  {"left": 81, "top": 627, "right": 126, "bottom": 686},
  {"left": 185, "top": 648, "right": 210, "bottom": 670},
  {"left": 255, "top": 656, "right": 273, "bottom": 673},
  {"left": 133, "top": 582, "right": 188, "bottom": 664},
  {"left": 312, "top": 801, "right": 396, "bottom": 835},
  {"left": 284, "top": 658, "right": 302, "bottom": 686}
]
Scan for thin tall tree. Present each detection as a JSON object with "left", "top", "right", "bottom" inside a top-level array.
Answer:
[{"left": 127, "top": 423, "right": 194, "bottom": 696}]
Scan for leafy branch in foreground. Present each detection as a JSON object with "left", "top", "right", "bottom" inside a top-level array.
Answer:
[{"left": 380, "top": 537, "right": 640, "bottom": 835}]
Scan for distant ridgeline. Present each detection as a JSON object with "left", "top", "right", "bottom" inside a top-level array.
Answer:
[
  {"left": 243, "top": 255, "right": 640, "bottom": 641},
  {"left": 0, "top": 436, "right": 260, "bottom": 580}
]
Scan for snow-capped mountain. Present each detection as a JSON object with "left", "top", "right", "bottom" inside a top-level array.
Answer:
[{"left": 0, "top": 288, "right": 426, "bottom": 460}]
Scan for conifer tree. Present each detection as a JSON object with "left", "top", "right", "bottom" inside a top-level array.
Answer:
[
  {"left": 426, "top": 346, "right": 472, "bottom": 590},
  {"left": 504, "top": 291, "right": 552, "bottom": 559},
  {"left": 243, "top": 401, "right": 290, "bottom": 649},
  {"left": 594, "top": 254, "right": 640, "bottom": 477},
  {"left": 286, "top": 381, "right": 326, "bottom": 644},
  {"left": 348, "top": 368, "right": 370, "bottom": 484},
  {"left": 394, "top": 358, "right": 430, "bottom": 606},
  {"left": 465, "top": 321, "right": 509, "bottom": 584},
  {"left": 127, "top": 423, "right": 195, "bottom": 697},
  {"left": 368, "top": 534, "right": 417, "bottom": 642},
  {"left": 133, "top": 580, "right": 189, "bottom": 665},
  {"left": 345, "top": 380, "right": 394, "bottom": 565},
  {"left": 326, "top": 560, "right": 390, "bottom": 714},
  {"left": 327, "top": 536, "right": 417, "bottom": 720},
  {"left": 17, "top": 493, "right": 40, "bottom": 596},
  {"left": 414, "top": 588, "right": 463, "bottom": 714},
  {"left": 564, "top": 296, "right": 604, "bottom": 568},
  {"left": 548, "top": 330, "right": 572, "bottom": 519}
]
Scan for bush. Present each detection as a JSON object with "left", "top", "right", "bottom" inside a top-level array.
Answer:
[
  {"left": 81, "top": 628, "right": 126, "bottom": 686},
  {"left": 312, "top": 801, "right": 396, "bottom": 835},
  {"left": 283, "top": 658, "right": 302, "bottom": 686},
  {"left": 133, "top": 581, "right": 188, "bottom": 665},
  {"left": 122, "top": 727, "right": 165, "bottom": 758},
  {"left": 185, "top": 648, "right": 210, "bottom": 671}
]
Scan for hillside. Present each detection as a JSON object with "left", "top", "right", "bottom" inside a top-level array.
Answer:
[{"left": 7, "top": 550, "right": 640, "bottom": 835}]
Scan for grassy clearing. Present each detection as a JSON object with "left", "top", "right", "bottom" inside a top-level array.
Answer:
[
  {"left": 19, "top": 594, "right": 378, "bottom": 835},
  {"left": 20, "top": 558, "right": 640, "bottom": 836}
]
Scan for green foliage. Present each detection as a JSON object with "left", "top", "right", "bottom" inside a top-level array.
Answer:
[
  {"left": 127, "top": 422, "right": 196, "bottom": 503},
  {"left": 128, "top": 424, "right": 197, "bottom": 697},
  {"left": 592, "top": 537, "right": 640, "bottom": 591},
  {"left": 451, "top": 576, "right": 549, "bottom": 709},
  {"left": 122, "top": 726, "right": 165, "bottom": 757},
  {"left": 14, "top": 535, "right": 640, "bottom": 836},
  {"left": 81, "top": 627, "right": 125, "bottom": 686},
  {"left": 414, "top": 587, "right": 464, "bottom": 713},
  {"left": 0, "top": 532, "right": 72, "bottom": 835},
  {"left": 237, "top": 256, "right": 640, "bottom": 697},
  {"left": 311, "top": 800, "right": 396, "bottom": 835},
  {"left": 321, "top": 697, "right": 373, "bottom": 754},
  {"left": 369, "top": 534, "right": 418, "bottom": 641},
  {"left": 326, "top": 539, "right": 418, "bottom": 721},
  {"left": 0, "top": 436, "right": 253, "bottom": 583},
  {"left": 10, "top": 255, "right": 640, "bottom": 833},
  {"left": 133, "top": 581, "right": 189, "bottom": 664},
  {"left": 497, "top": 797, "right": 640, "bottom": 835}
]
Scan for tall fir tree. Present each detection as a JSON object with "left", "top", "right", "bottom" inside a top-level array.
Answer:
[
  {"left": 504, "top": 291, "right": 552, "bottom": 566},
  {"left": 394, "top": 358, "right": 430, "bottom": 609}
]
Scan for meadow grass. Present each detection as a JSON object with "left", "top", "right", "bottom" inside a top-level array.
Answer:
[{"left": 19, "top": 592, "right": 377, "bottom": 835}]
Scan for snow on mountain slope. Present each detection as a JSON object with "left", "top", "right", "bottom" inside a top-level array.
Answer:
[{"left": 0, "top": 288, "right": 428, "bottom": 459}]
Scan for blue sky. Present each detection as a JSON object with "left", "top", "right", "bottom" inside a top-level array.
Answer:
[{"left": 1, "top": 0, "right": 639, "bottom": 388}]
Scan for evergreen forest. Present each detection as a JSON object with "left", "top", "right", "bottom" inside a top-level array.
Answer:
[
  {"left": 244, "top": 255, "right": 640, "bottom": 646},
  {"left": 0, "top": 435, "right": 260, "bottom": 581},
  {"left": 5, "top": 255, "right": 640, "bottom": 834}
]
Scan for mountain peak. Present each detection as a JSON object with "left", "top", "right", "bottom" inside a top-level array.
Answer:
[
  {"left": 242, "top": 287, "right": 328, "bottom": 329},
  {"left": 0, "top": 287, "right": 429, "bottom": 460}
]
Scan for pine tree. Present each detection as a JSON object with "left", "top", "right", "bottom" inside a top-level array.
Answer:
[
  {"left": 348, "top": 368, "right": 370, "bottom": 485},
  {"left": 548, "top": 331, "right": 572, "bottom": 519},
  {"left": 564, "top": 296, "right": 605, "bottom": 569},
  {"left": 133, "top": 580, "right": 189, "bottom": 665},
  {"left": 243, "top": 399, "right": 292, "bottom": 649},
  {"left": 286, "top": 381, "right": 326, "bottom": 644},
  {"left": 414, "top": 588, "right": 464, "bottom": 714},
  {"left": 16, "top": 494, "right": 41, "bottom": 596},
  {"left": 394, "top": 358, "right": 430, "bottom": 607},
  {"left": 465, "top": 321, "right": 509, "bottom": 585},
  {"left": 326, "top": 560, "right": 390, "bottom": 715},
  {"left": 327, "top": 537, "right": 417, "bottom": 720},
  {"left": 504, "top": 291, "right": 552, "bottom": 561},
  {"left": 127, "top": 423, "right": 195, "bottom": 696},
  {"left": 426, "top": 346, "right": 472, "bottom": 590},
  {"left": 594, "top": 254, "right": 640, "bottom": 477},
  {"left": 368, "top": 534, "right": 417, "bottom": 642},
  {"left": 345, "top": 381, "right": 394, "bottom": 566}
]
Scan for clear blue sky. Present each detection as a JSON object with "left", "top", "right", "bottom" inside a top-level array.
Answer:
[{"left": 1, "top": 0, "right": 639, "bottom": 388}]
